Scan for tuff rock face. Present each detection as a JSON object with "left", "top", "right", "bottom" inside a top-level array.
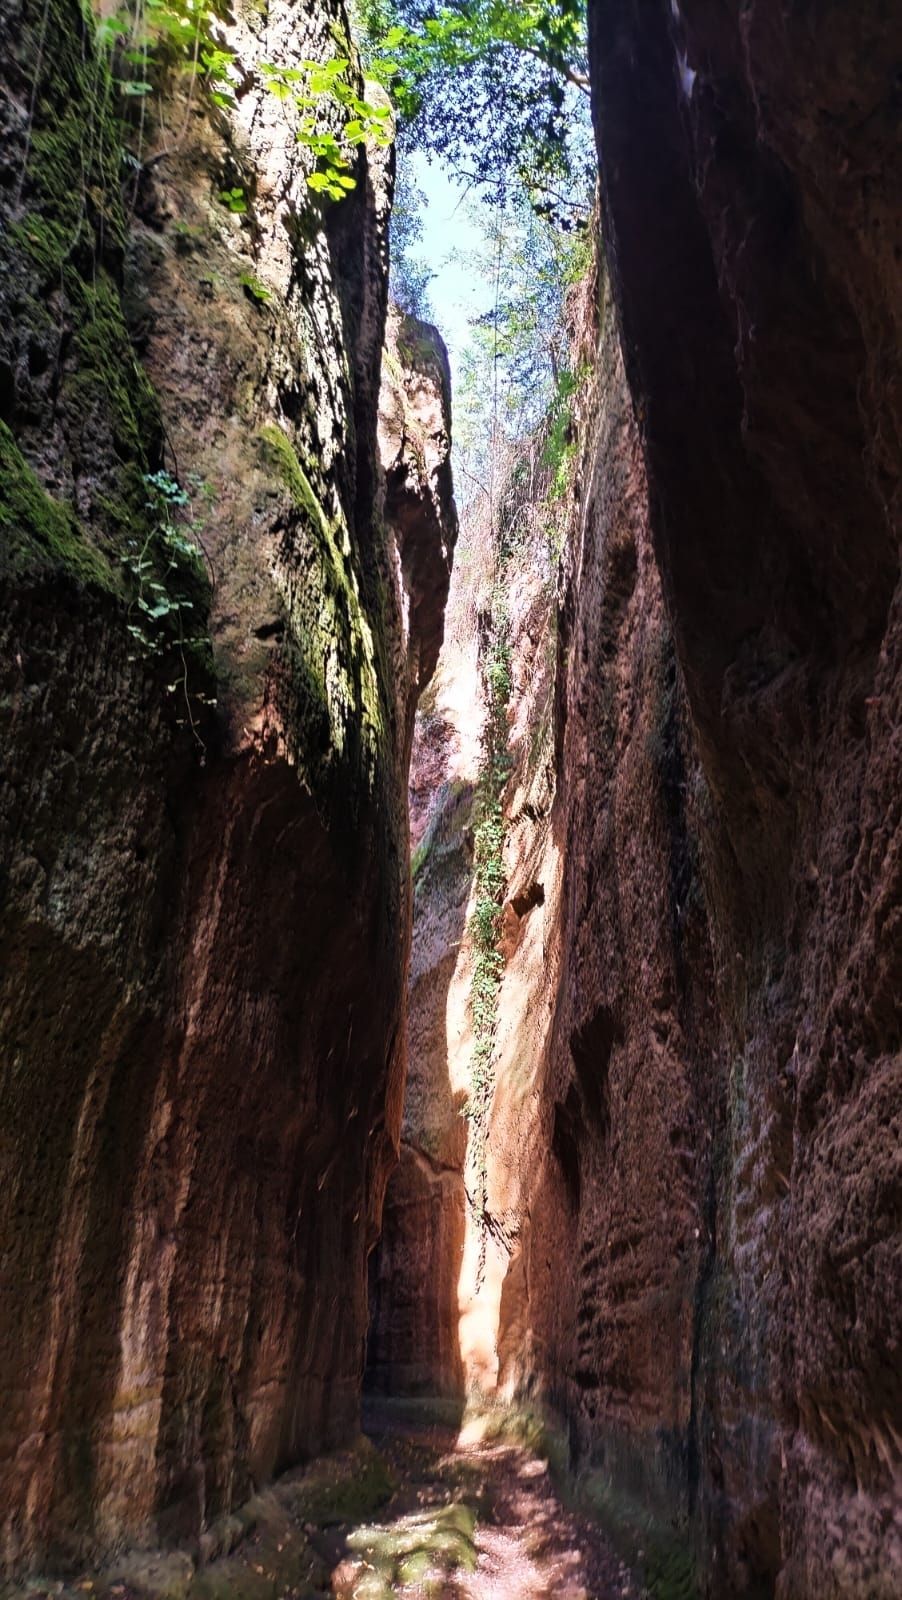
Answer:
[
  {"left": 576, "top": 2, "right": 901, "bottom": 1593},
  {"left": 379, "top": 308, "right": 458, "bottom": 700},
  {"left": 1, "top": 0, "right": 898, "bottom": 1594},
  {"left": 366, "top": 633, "right": 478, "bottom": 1403},
  {"left": 0, "top": 0, "right": 454, "bottom": 1573},
  {"left": 368, "top": 3, "right": 900, "bottom": 1596}
]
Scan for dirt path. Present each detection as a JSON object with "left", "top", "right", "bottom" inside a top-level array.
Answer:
[
  {"left": 330, "top": 1410, "right": 643, "bottom": 1600},
  {"left": 17, "top": 1410, "right": 645, "bottom": 1600}
]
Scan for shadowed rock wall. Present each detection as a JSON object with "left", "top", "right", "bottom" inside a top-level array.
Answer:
[
  {"left": 365, "top": 311, "right": 467, "bottom": 1401},
  {"left": 0, "top": 0, "right": 454, "bottom": 1572},
  {"left": 510, "top": 3, "right": 900, "bottom": 1596}
]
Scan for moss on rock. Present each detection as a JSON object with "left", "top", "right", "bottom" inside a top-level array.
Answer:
[
  {"left": 257, "top": 423, "right": 386, "bottom": 801},
  {"left": 2, "top": 0, "right": 164, "bottom": 567},
  {"left": 578, "top": 1470, "right": 700, "bottom": 1600},
  {"left": 0, "top": 421, "right": 114, "bottom": 588},
  {"left": 285, "top": 1437, "right": 395, "bottom": 1526},
  {"left": 342, "top": 1500, "right": 478, "bottom": 1593}
]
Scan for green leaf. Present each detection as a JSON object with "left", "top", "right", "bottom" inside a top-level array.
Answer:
[
  {"left": 95, "top": 16, "right": 130, "bottom": 43},
  {"left": 239, "top": 271, "right": 272, "bottom": 304}
]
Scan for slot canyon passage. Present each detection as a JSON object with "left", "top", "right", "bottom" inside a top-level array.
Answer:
[{"left": 0, "top": 0, "right": 900, "bottom": 1597}]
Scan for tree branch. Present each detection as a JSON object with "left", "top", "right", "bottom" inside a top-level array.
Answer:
[{"left": 507, "top": 38, "right": 591, "bottom": 94}]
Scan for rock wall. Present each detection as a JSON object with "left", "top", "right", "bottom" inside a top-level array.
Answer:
[
  {"left": 365, "top": 672, "right": 470, "bottom": 1399},
  {"left": 513, "top": 271, "right": 728, "bottom": 1596},
  {"left": 366, "top": 630, "right": 478, "bottom": 1402},
  {"left": 369, "top": 4, "right": 900, "bottom": 1596},
  {"left": 570, "top": 2, "right": 901, "bottom": 1594},
  {"left": 365, "top": 309, "right": 465, "bottom": 1400},
  {"left": 367, "top": 421, "right": 566, "bottom": 1407},
  {"left": 0, "top": 0, "right": 454, "bottom": 1573}
]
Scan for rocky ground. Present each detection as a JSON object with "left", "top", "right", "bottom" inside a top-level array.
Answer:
[
  {"left": 336, "top": 1406, "right": 643, "bottom": 1600},
  {"left": 6, "top": 1409, "right": 645, "bottom": 1600}
]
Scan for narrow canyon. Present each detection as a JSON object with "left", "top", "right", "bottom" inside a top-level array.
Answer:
[{"left": 0, "top": 2, "right": 899, "bottom": 1599}]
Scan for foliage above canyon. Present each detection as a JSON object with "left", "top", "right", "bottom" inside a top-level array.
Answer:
[{"left": 358, "top": 0, "right": 592, "bottom": 216}]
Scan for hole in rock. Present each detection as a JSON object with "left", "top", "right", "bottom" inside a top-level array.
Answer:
[
  {"left": 570, "top": 1004, "right": 623, "bottom": 1138},
  {"left": 553, "top": 1091, "right": 582, "bottom": 1211},
  {"left": 511, "top": 880, "right": 545, "bottom": 918},
  {"left": 253, "top": 618, "right": 285, "bottom": 641}
]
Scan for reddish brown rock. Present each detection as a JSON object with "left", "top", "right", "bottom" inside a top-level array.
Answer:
[
  {"left": 366, "top": 637, "right": 478, "bottom": 1400},
  {"left": 569, "top": 2, "right": 901, "bottom": 1593},
  {"left": 370, "top": 7, "right": 900, "bottom": 1595},
  {"left": 0, "top": 0, "right": 455, "bottom": 1574}
]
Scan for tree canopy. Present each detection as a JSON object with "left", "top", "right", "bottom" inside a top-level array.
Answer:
[{"left": 357, "top": 1, "right": 592, "bottom": 220}]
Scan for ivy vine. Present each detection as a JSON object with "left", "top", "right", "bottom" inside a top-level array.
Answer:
[
  {"left": 123, "top": 470, "right": 215, "bottom": 749},
  {"left": 467, "top": 597, "right": 512, "bottom": 1284},
  {"left": 96, "top": 0, "right": 394, "bottom": 202}
]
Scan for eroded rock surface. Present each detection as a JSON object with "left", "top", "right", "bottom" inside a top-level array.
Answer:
[
  {"left": 367, "top": 440, "right": 564, "bottom": 1407},
  {"left": 1, "top": 0, "right": 898, "bottom": 1594},
  {"left": 379, "top": 309, "right": 458, "bottom": 700},
  {"left": 366, "top": 637, "right": 479, "bottom": 1402},
  {"left": 370, "top": 5, "right": 900, "bottom": 1596},
  {"left": 570, "top": 2, "right": 901, "bottom": 1593},
  {"left": 0, "top": 0, "right": 455, "bottom": 1573}
]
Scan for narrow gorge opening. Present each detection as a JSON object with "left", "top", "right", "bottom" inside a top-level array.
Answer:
[
  {"left": 363, "top": 10, "right": 601, "bottom": 1426},
  {"left": 1, "top": 2, "right": 899, "bottom": 1599}
]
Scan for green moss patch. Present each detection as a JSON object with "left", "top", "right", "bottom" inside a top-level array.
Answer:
[
  {"left": 0, "top": 421, "right": 114, "bottom": 588},
  {"left": 284, "top": 1438, "right": 395, "bottom": 1527},
  {"left": 3, "top": 0, "right": 163, "bottom": 567},
  {"left": 467, "top": 611, "right": 512, "bottom": 1278},
  {"left": 578, "top": 1470, "right": 700, "bottom": 1600},
  {"left": 257, "top": 424, "right": 386, "bottom": 801},
  {"left": 463, "top": 1401, "right": 570, "bottom": 1485},
  {"left": 340, "top": 1501, "right": 477, "bottom": 1597}
]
